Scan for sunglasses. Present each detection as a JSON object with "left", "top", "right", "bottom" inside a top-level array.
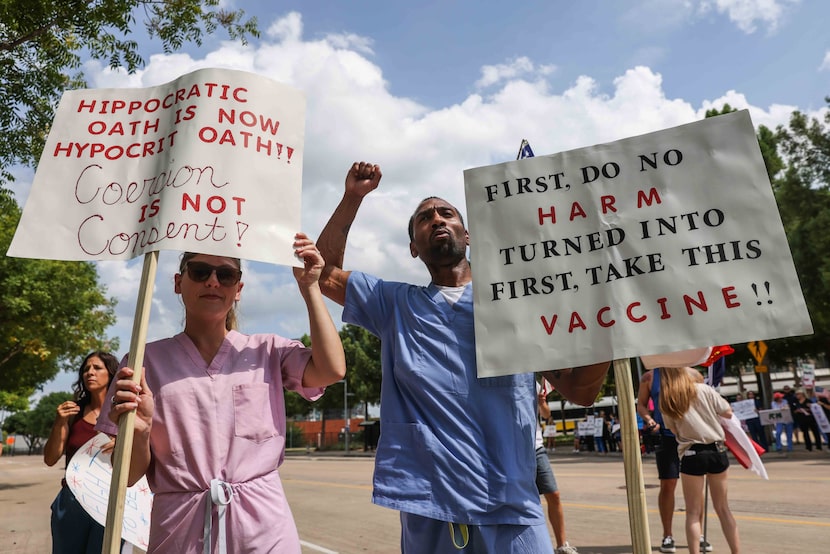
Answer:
[{"left": 184, "top": 262, "right": 242, "bottom": 286}]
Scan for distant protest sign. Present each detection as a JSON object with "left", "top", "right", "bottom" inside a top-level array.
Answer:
[
  {"left": 8, "top": 68, "right": 305, "bottom": 265},
  {"left": 66, "top": 433, "right": 153, "bottom": 549},
  {"left": 464, "top": 110, "right": 812, "bottom": 377},
  {"left": 759, "top": 408, "right": 792, "bottom": 425},
  {"left": 731, "top": 399, "right": 758, "bottom": 421}
]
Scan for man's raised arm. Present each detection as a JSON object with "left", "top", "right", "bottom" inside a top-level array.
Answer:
[{"left": 317, "top": 161, "right": 382, "bottom": 306}]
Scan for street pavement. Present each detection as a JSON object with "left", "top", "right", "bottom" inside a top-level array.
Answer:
[{"left": 2, "top": 448, "right": 829, "bottom": 553}]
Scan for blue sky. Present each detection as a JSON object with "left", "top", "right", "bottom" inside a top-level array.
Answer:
[{"left": 15, "top": 0, "right": 829, "bottom": 400}]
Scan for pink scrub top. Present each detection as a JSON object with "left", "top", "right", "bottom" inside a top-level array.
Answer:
[{"left": 97, "top": 330, "right": 323, "bottom": 553}]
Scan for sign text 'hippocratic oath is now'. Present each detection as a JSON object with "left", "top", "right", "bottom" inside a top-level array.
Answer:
[{"left": 8, "top": 67, "right": 306, "bottom": 266}]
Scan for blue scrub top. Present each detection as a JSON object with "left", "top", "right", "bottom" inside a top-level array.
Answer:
[{"left": 344, "top": 271, "right": 544, "bottom": 525}]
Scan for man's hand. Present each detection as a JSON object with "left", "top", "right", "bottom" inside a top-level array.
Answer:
[{"left": 345, "top": 161, "right": 381, "bottom": 198}]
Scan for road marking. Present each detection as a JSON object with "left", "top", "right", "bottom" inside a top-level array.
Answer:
[
  {"left": 560, "top": 502, "right": 830, "bottom": 527},
  {"left": 300, "top": 540, "right": 339, "bottom": 553}
]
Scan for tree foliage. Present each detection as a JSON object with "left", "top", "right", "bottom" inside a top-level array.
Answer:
[
  {"left": 0, "top": 0, "right": 259, "bottom": 187},
  {"left": 706, "top": 101, "right": 830, "bottom": 365},
  {"left": 285, "top": 324, "right": 382, "bottom": 420},
  {"left": 771, "top": 99, "right": 830, "bottom": 361},
  {"left": 0, "top": 195, "right": 118, "bottom": 394},
  {"left": 340, "top": 324, "right": 382, "bottom": 416},
  {"left": 3, "top": 391, "right": 71, "bottom": 454}
]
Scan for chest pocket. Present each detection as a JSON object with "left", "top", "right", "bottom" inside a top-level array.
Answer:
[{"left": 233, "top": 383, "right": 277, "bottom": 443}]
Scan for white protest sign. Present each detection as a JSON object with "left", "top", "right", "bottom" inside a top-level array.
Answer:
[
  {"left": 731, "top": 399, "right": 758, "bottom": 421},
  {"left": 800, "top": 363, "right": 815, "bottom": 387},
  {"left": 463, "top": 110, "right": 812, "bottom": 377},
  {"left": 809, "top": 403, "right": 830, "bottom": 433},
  {"left": 577, "top": 421, "right": 594, "bottom": 437},
  {"left": 65, "top": 433, "right": 153, "bottom": 549},
  {"left": 8, "top": 68, "right": 305, "bottom": 265},
  {"left": 759, "top": 408, "right": 792, "bottom": 425}
]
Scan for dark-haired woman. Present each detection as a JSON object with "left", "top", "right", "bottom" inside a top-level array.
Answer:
[
  {"left": 659, "top": 367, "right": 740, "bottom": 554},
  {"left": 44, "top": 350, "right": 119, "bottom": 554}
]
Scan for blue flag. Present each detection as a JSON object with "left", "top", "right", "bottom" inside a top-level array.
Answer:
[
  {"left": 707, "top": 356, "right": 727, "bottom": 387},
  {"left": 517, "top": 139, "right": 535, "bottom": 160}
]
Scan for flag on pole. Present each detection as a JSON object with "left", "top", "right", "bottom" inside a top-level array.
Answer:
[
  {"left": 702, "top": 345, "right": 734, "bottom": 387},
  {"left": 517, "top": 139, "right": 535, "bottom": 160},
  {"left": 707, "top": 357, "right": 727, "bottom": 387}
]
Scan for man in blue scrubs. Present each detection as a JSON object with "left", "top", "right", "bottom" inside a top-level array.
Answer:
[{"left": 318, "top": 161, "right": 611, "bottom": 553}]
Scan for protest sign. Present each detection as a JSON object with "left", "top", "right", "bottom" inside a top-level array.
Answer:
[
  {"left": 8, "top": 67, "right": 307, "bottom": 553},
  {"left": 759, "top": 408, "right": 792, "bottom": 425},
  {"left": 464, "top": 110, "right": 812, "bottom": 377},
  {"left": 809, "top": 403, "right": 830, "bottom": 433},
  {"left": 8, "top": 67, "right": 305, "bottom": 266},
  {"left": 577, "top": 420, "right": 594, "bottom": 437},
  {"left": 731, "top": 399, "right": 758, "bottom": 421},
  {"left": 65, "top": 433, "right": 153, "bottom": 549},
  {"left": 800, "top": 362, "right": 816, "bottom": 387}
]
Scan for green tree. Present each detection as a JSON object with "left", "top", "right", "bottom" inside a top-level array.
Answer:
[
  {"left": 0, "top": 0, "right": 259, "bottom": 188},
  {"left": 285, "top": 334, "right": 341, "bottom": 448},
  {"left": 0, "top": 390, "right": 31, "bottom": 414},
  {"left": 702, "top": 105, "right": 815, "bottom": 368},
  {"left": 0, "top": 195, "right": 118, "bottom": 393},
  {"left": 340, "top": 324, "right": 382, "bottom": 418},
  {"left": 772, "top": 99, "right": 830, "bottom": 360},
  {"left": 3, "top": 391, "right": 71, "bottom": 454},
  {"left": 284, "top": 325, "right": 382, "bottom": 448},
  {"left": 706, "top": 100, "right": 830, "bottom": 364}
]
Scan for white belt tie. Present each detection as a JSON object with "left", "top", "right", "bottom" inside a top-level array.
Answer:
[{"left": 203, "top": 478, "right": 234, "bottom": 554}]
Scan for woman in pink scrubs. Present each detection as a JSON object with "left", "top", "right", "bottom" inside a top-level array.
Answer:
[{"left": 99, "top": 233, "right": 346, "bottom": 553}]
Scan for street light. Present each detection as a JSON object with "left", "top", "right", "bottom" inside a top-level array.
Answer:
[{"left": 339, "top": 379, "right": 355, "bottom": 456}]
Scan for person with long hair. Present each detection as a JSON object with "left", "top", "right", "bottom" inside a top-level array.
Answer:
[
  {"left": 99, "top": 234, "right": 346, "bottom": 553},
  {"left": 658, "top": 367, "right": 740, "bottom": 554},
  {"left": 44, "top": 350, "right": 119, "bottom": 554}
]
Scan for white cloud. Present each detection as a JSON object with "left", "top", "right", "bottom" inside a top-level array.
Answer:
[
  {"left": 475, "top": 57, "right": 556, "bottom": 89},
  {"left": 698, "top": 0, "right": 799, "bottom": 34},
  {"left": 820, "top": 51, "right": 830, "bottom": 71},
  {"left": 266, "top": 11, "right": 303, "bottom": 43}
]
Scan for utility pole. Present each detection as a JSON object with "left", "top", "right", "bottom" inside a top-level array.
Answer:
[{"left": 343, "top": 379, "right": 350, "bottom": 456}]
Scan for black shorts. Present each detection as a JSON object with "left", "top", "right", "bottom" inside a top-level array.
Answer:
[
  {"left": 654, "top": 434, "right": 680, "bottom": 480},
  {"left": 680, "top": 443, "right": 730, "bottom": 476},
  {"left": 535, "top": 447, "right": 558, "bottom": 494}
]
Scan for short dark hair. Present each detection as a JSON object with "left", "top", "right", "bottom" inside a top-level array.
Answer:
[{"left": 408, "top": 197, "right": 466, "bottom": 241}]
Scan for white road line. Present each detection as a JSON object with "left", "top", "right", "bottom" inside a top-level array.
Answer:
[{"left": 299, "top": 540, "right": 339, "bottom": 554}]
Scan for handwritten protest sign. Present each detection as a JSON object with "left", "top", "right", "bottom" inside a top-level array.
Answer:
[
  {"left": 464, "top": 110, "right": 812, "bottom": 377},
  {"left": 65, "top": 433, "right": 153, "bottom": 549},
  {"left": 8, "top": 68, "right": 305, "bottom": 265},
  {"left": 731, "top": 399, "right": 758, "bottom": 421}
]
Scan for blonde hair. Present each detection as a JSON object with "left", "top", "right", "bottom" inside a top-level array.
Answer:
[
  {"left": 658, "top": 367, "right": 698, "bottom": 421},
  {"left": 179, "top": 252, "right": 241, "bottom": 331}
]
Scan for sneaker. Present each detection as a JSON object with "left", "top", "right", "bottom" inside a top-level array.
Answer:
[
  {"left": 555, "top": 543, "right": 579, "bottom": 554},
  {"left": 659, "top": 536, "right": 676, "bottom": 553},
  {"left": 700, "top": 537, "right": 713, "bottom": 552}
]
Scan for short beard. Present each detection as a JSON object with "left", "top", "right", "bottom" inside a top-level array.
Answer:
[{"left": 429, "top": 239, "right": 466, "bottom": 261}]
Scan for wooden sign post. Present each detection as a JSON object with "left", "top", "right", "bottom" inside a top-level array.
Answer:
[{"left": 102, "top": 251, "right": 157, "bottom": 554}]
